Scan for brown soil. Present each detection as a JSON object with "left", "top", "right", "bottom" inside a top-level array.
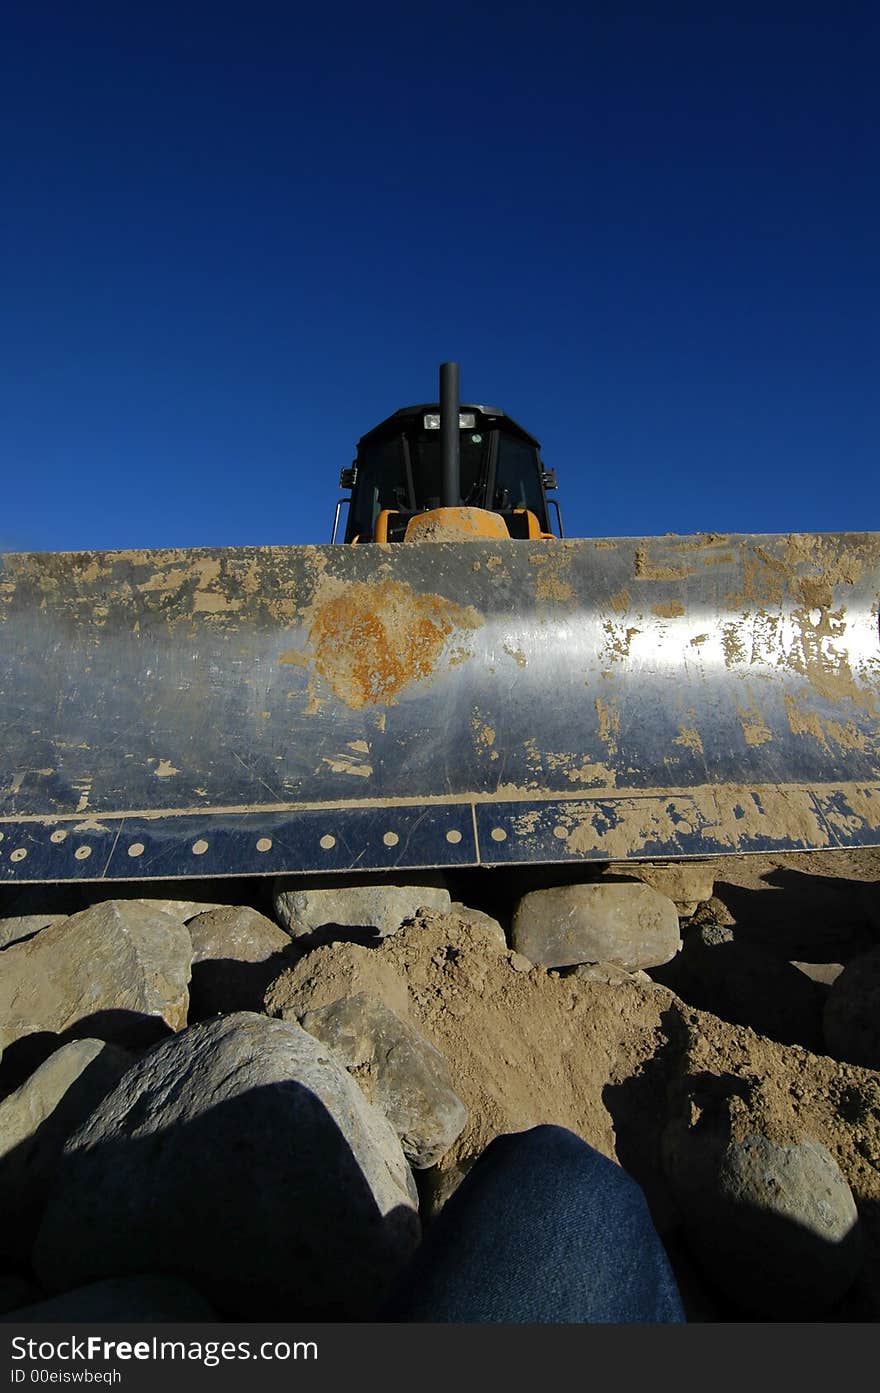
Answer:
[{"left": 267, "top": 850, "right": 880, "bottom": 1319}]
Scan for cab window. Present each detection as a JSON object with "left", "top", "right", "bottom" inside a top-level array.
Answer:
[
  {"left": 493, "top": 435, "right": 546, "bottom": 525},
  {"left": 347, "top": 436, "right": 406, "bottom": 540}
]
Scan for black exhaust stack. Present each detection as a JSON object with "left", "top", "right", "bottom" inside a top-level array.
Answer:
[{"left": 439, "top": 361, "right": 460, "bottom": 508}]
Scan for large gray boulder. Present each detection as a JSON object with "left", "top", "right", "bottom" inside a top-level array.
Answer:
[
  {"left": 823, "top": 947, "right": 880, "bottom": 1069},
  {"left": 274, "top": 881, "right": 451, "bottom": 940},
  {"left": 511, "top": 882, "right": 681, "bottom": 970},
  {"left": 0, "top": 1038, "right": 131, "bottom": 1262},
  {"left": 33, "top": 1012, "right": 420, "bottom": 1319},
  {"left": 663, "top": 1116, "right": 861, "bottom": 1317},
  {"left": 82, "top": 882, "right": 230, "bottom": 922},
  {"left": 300, "top": 993, "right": 468, "bottom": 1168},
  {"left": 186, "top": 905, "right": 295, "bottom": 1018},
  {"left": 0, "top": 900, "right": 192, "bottom": 1063}
]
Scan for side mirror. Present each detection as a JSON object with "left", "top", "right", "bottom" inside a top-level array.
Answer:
[
  {"left": 339, "top": 464, "right": 357, "bottom": 490},
  {"left": 541, "top": 469, "right": 558, "bottom": 490}
]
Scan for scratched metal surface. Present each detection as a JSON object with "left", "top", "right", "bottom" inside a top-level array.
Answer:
[{"left": 0, "top": 532, "right": 878, "bottom": 882}]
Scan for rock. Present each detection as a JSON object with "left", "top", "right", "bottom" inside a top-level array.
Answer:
[
  {"left": 0, "top": 1276, "right": 217, "bottom": 1322},
  {"left": 0, "top": 900, "right": 192, "bottom": 1071},
  {"left": 507, "top": 951, "right": 534, "bottom": 973},
  {"left": 662, "top": 1117, "right": 861, "bottom": 1317},
  {"left": 570, "top": 961, "right": 652, "bottom": 986},
  {"left": 300, "top": 993, "right": 468, "bottom": 1168},
  {"left": 186, "top": 905, "right": 295, "bottom": 1018},
  {"left": 823, "top": 948, "right": 880, "bottom": 1069},
  {"left": 791, "top": 961, "right": 844, "bottom": 989},
  {"left": 33, "top": 1012, "right": 420, "bottom": 1319},
  {"left": 0, "top": 914, "right": 68, "bottom": 950},
  {"left": 511, "top": 882, "right": 681, "bottom": 970},
  {"left": 650, "top": 938, "right": 825, "bottom": 1050},
  {"left": 0, "top": 1038, "right": 132, "bottom": 1262},
  {"left": 266, "top": 940, "right": 411, "bottom": 1023},
  {"left": 688, "top": 895, "right": 737, "bottom": 936},
  {"left": 607, "top": 861, "right": 715, "bottom": 916},
  {"left": 82, "top": 881, "right": 231, "bottom": 922},
  {"left": 692, "top": 920, "right": 735, "bottom": 947},
  {"left": 449, "top": 903, "right": 507, "bottom": 949},
  {"left": 274, "top": 881, "right": 451, "bottom": 940}
]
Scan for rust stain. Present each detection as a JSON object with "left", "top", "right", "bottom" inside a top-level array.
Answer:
[
  {"left": 155, "top": 759, "right": 180, "bottom": 778},
  {"left": 651, "top": 600, "right": 685, "bottom": 618},
  {"left": 279, "top": 648, "right": 309, "bottom": 667},
  {"left": 690, "top": 633, "right": 709, "bottom": 647},
  {"left": 304, "top": 578, "right": 482, "bottom": 709}
]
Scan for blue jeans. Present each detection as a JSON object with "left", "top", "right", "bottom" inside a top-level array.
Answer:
[{"left": 383, "top": 1125, "right": 685, "bottom": 1323}]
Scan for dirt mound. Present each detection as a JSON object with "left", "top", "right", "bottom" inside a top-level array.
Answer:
[{"left": 269, "top": 904, "right": 880, "bottom": 1316}]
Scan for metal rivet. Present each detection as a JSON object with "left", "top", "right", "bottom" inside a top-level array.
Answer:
[
  {"left": 319, "top": 834, "right": 336, "bottom": 850},
  {"left": 553, "top": 825, "right": 569, "bottom": 840},
  {"left": 10, "top": 847, "right": 27, "bottom": 862},
  {"left": 383, "top": 831, "right": 399, "bottom": 847},
  {"left": 192, "top": 839, "right": 209, "bottom": 855},
  {"left": 490, "top": 827, "right": 508, "bottom": 842},
  {"left": 446, "top": 829, "right": 463, "bottom": 844},
  {"left": 50, "top": 829, "right": 68, "bottom": 844},
  {"left": 256, "top": 837, "right": 272, "bottom": 852},
  {"left": 128, "top": 842, "right": 145, "bottom": 858},
  {"left": 74, "top": 846, "right": 92, "bottom": 861}
]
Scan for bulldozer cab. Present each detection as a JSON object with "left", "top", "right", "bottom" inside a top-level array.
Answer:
[
  {"left": 336, "top": 404, "right": 561, "bottom": 543},
  {"left": 1, "top": 361, "right": 879, "bottom": 886}
]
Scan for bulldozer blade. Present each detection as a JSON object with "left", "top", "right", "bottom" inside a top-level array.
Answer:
[{"left": 1, "top": 532, "right": 878, "bottom": 884}]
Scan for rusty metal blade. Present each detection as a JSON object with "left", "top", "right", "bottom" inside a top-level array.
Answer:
[{"left": 1, "top": 532, "right": 878, "bottom": 882}]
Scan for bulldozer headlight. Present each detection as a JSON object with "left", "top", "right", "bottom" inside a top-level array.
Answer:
[{"left": 423, "top": 412, "right": 476, "bottom": 430}]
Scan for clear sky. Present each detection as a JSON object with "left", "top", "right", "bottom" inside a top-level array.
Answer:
[{"left": 2, "top": 2, "right": 876, "bottom": 552}]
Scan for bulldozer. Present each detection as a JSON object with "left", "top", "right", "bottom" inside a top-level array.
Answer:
[{"left": 1, "top": 363, "right": 878, "bottom": 886}]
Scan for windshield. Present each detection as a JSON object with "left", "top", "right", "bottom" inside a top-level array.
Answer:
[{"left": 408, "top": 429, "right": 489, "bottom": 509}]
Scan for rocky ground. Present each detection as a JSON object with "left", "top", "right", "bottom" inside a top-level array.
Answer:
[{"left": 0, "top": 849, "right": 878, "bottom": 1323}]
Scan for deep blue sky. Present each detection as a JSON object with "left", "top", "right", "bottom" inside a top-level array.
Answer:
[{"left": 1, "top": 3, "right": 876, "bottom": 551}]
